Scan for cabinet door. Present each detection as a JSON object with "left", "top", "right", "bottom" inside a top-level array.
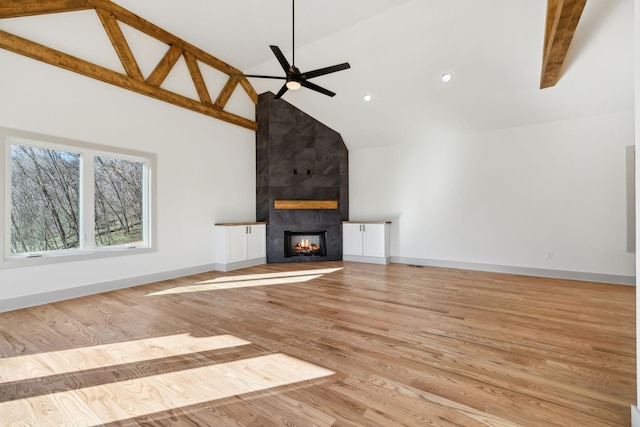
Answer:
[
  {"left": 225, "top": 226, "right": 248, "bottom": 263},
  {"left": 247, "top": 224, "right": 266, "bottom": 260},
  {"left": 363, "top": 224, "right": 387, "bottom": 258},
  {"left": 342, "top": 223, "right": 364, "bottom": 256}
]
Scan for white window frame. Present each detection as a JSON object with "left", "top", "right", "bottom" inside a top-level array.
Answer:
[{"left": 0, "top": 127, "right": 156, "bottom": 269}]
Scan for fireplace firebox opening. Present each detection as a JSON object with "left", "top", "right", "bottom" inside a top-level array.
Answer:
[{"left": 284, "top": 231, "right": 327, "bottom": 257}]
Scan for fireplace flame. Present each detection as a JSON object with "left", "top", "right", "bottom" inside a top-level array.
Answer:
[{"left": 294, "top": 239, "right": 320, "bottom": 254}]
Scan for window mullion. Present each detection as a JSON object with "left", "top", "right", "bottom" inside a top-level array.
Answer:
[
  {"left": 142, "top": 161, "right": 151, "bottom": 246},
  {"left": 2, "top": 141, "right": 9, "bottom": 258},
  {"left": 81, "top": 152, "right": 96, "bottom": 250}
]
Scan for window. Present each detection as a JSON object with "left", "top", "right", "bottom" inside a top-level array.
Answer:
[
  {"left": 11, "top": 144, "right": 81, "bottom": 253},
  {"left": 1, "top": 128, "right": 155, "bottom": 267},
  {"left": 93, "top": 156, "right": 144, "bottom": 248}
]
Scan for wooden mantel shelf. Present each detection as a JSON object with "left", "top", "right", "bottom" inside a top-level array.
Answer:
[{"left": 274, "top": 200, "right": 338, "bottom": 210}]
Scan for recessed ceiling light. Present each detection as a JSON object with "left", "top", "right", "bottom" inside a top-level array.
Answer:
[
  {"left": 441, "top": 73, "right": 452, "bottom": 83},
  {"left": 363, "top": 94, "right": 372, "bottom": 102}
]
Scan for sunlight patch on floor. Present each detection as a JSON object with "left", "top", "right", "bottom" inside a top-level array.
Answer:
[
  {"left": 148, "top": 274, "right": 323, "bottom": 295},
  {"left": 1, "top": 353, "right": 334, "bottom": 426},
  {"left": 147, "top": 267, "right": 343, "bottom": 296},
  {"left": 200, "top": 267, "right": 343, "bottom": 284},
  {"left": 0, "top": 334, "right": 251, "bottom": 383}
]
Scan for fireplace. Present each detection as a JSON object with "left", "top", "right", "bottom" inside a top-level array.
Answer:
[
  {"left": 285, "top": 231, "right": 327, "bottom": 257},
  {"left": 256, "top": 92, "right": 349, "bottom": 264}
]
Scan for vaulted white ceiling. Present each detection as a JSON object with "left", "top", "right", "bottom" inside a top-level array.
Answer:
[{"left": 3, "top": 0, "right": 635, "bottom": 150}]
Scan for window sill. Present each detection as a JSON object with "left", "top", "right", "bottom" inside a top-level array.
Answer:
[{"left": 0, "top": 246, "right": 155, "bottom": 270}]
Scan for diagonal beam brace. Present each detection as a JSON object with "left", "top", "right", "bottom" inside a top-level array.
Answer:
[
  {"left": 146, "top": 45, "right": 183, "bottom": 87},
  {"left": 214, "top": 77, "right": 241, "bottom": 110},
  {"left": 540, "top": 0, "right": 587, "bottom": 88},
  {"left": 183, "top": 51, "right": 212, "bottom": 105},
  {"left": 95, "top": 8, "right": 144, "bottom": 81}
]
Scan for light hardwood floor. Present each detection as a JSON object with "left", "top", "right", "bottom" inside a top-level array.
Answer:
[{"left": 0, "top": 262, "right": 635, "bottom": 426}]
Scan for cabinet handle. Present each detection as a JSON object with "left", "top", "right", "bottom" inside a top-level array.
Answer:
[{"left": 248, "top": 226, "right": 252, "bottom": 234}]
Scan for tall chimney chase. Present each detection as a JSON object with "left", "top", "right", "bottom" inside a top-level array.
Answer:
[{"left": 256, "top": 92, "right": 349, "bottom": 263}]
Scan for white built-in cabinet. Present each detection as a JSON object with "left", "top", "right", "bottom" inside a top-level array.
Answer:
[
  {"left": 214, "top": 223, "right": 266, "bottom": 271},
  {"left": 342, "top": 221, "right": 391, "bottom": 264}
]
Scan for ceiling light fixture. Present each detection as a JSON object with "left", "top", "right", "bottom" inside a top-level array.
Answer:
[
  {"left": 441, "top": 73, "right": 452, "bottom": 83},
  {"left": 363, "top": 94, "right": 372, "bottom": 102},
  {"left": 286, "top": 80, "right": 301, "bottom": 90}
]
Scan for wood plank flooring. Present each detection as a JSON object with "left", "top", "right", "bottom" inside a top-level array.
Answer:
[{"left": 0, "top": 262, "right": 635, "bottom": 426}]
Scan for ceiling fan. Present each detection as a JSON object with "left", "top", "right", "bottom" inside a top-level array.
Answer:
[{"left": 236, "top": 0, "right": 351, "bottom": 99}]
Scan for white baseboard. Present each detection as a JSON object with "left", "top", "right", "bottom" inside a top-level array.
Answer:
[
  {"left": 343, "top": 255, "right": 390, "bottom": 265},
  {"left": 215, "top": 257, "right": 266, "bottom": 272},
  {"left": 391, "top": 256, "right": 635, "bottom": 285},
  {"left": 0, "top": 263, "right": 217, "bottom": 313},
  {"left": 632, "top": 405, "right": 640, "bottom": 427}
]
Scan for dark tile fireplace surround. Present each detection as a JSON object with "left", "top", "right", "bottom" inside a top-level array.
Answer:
[{"left": 256, "top": 92, "right": 349, "bottom": 263}]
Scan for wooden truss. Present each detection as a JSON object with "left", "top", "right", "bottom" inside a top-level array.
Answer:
[{"left": 0, "top": 0, "right": 258, "bottom": 130}]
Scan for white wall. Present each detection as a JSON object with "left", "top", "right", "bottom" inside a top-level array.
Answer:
[
  {"left": 350, "top": 110, "right": 636, "bottom": 282},
  {"left": 0, "top": 49, "right": 256, "bottom": 307}
]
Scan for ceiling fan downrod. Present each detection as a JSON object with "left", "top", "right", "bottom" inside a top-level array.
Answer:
[{"left": 291, "top": 0, "right": 295, "bottom": 67}]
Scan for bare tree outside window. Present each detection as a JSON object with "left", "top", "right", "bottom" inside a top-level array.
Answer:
[
  {"left": 9, "top": 142, "right": 147, "bottom": 256},
  {"left": 94, "top": 156, "right": 144, "bottom": 247},
  {"left": 10, "top": 145, "right": 81, "bottom": 253}
]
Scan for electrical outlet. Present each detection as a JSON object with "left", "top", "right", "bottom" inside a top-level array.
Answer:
[{"left": 545, "top": 250, "right": 554, "bottom": 259}]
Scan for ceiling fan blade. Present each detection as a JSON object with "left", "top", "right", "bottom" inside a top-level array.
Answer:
[
  {"left": 300, "top": 80, "right": 336, "bottom": 97},
  {"left": 301, "top": 62, "right": 350, "bottom": 80},
  {"left": 270, "top": 45, "right": 291, "bottom": 72},
  {"left": 232, "top": 73, "right": 286, "bottom": 80},
  {"left": 273, "top": 84, "right": 289, "bottom": 99}
]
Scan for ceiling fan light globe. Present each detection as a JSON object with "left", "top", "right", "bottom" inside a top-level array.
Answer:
[{"left": 286, "top": 80, "right": 302, "bottom": 90}]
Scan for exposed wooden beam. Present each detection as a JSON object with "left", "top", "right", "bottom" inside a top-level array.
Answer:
[
  {"left": 214, "top": 77, "right": 240, "bottom": 110},
  {"left": 0, "top": 0, "right": 258, "bottom": 130},
  {"left": 238, "top": 78, "right": 259, "bottom": 105},
  {"left": 183, "top": 51, "right": 212, "bottom": 105},
  {"left": 540, "top": 0, "right": 587, "bottom": 88},
  {"left": 0, "top": 29, "right": 257, "bottom": 130},
  {"left": 84, "top": 0, "right": 258, "bottom": 104},
  {"left": 85, "top": 1, "right": 240, "bottom": 76},
  {"left": 0, "top": 0, "right": 92, "bottom": 18},
  {"left": 95, "top": 8, "right": 143, "bottom": 81},
  {"left": 146, "top": 45, "right": 183, "bottom": 87}
]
